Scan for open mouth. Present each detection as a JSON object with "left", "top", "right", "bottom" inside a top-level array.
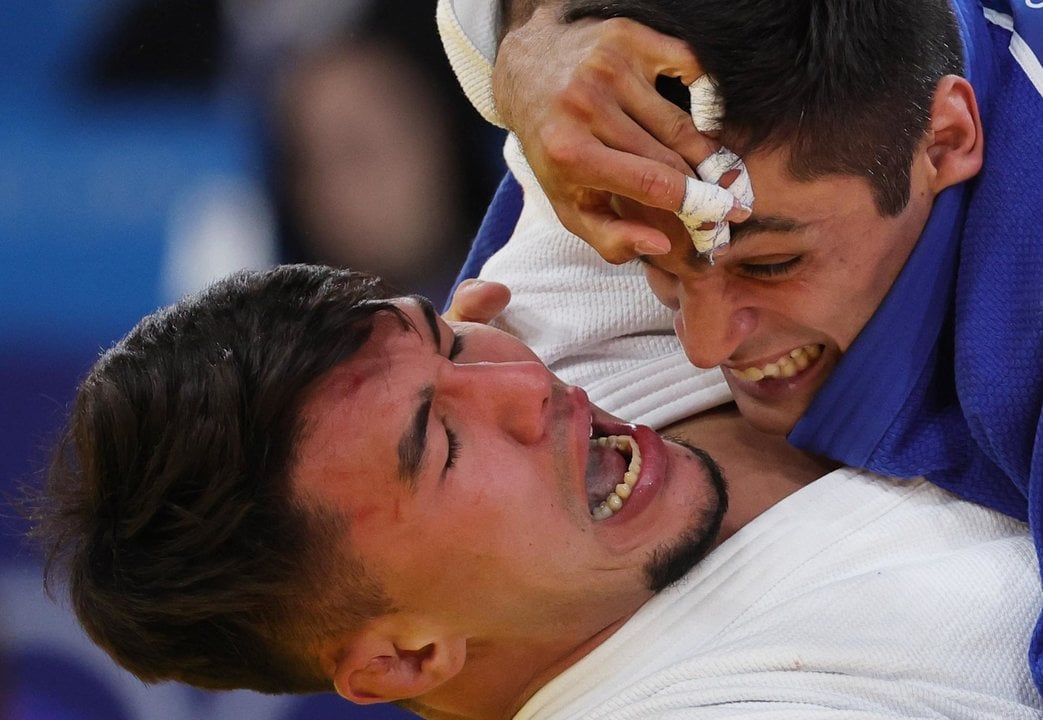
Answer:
[{"left": 586, "top": 422, "right": 643, "bottom": 521}]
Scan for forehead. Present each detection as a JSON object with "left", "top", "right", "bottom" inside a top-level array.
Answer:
[
  {"left": 738, "top": 145, "right": 877, "bottom": 211},
  {"left": 291, "top": 304, "right": 432, "bottom": 506}
]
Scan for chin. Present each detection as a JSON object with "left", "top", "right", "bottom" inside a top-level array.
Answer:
[
  {"left": 643, "top": 442, "right": 728, "bottom": 593},
  {"left": 732, "top": 395, "right": 804, "bottom": 437}
]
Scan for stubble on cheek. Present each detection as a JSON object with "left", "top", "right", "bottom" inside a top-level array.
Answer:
[{"left": 643, "top": 442, "right": 729, "bottom": 592}]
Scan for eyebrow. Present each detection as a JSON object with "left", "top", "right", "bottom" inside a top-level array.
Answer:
[
  {"left": 395, "top": 296, "right": 443, "bottom": 492},
  {"left": 727, "top": 214, "right": 806, "bottom": 244},
  {"left": 413, "top": 294, "right": 443, "bottom": 351},
  {"left": 643, "top": 213, "right": 809, "bottom": 272},
  {"left": 398, "top": 385, "right": 435, "bottom": 492}
]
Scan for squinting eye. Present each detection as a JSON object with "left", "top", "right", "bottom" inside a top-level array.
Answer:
[
  {"left": 444, "top": 427, "right": 461, "bottom": 470},
  {"left": 741, "top": 256, "right": 803, "bottom": 278},
  {"left": 449, "top": 331, "right": 464, "bottom": 360}
]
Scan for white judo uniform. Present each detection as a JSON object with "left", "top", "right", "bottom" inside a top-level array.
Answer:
[{"left": 515, "top": 469, "right": 1041, "bottom": 719}]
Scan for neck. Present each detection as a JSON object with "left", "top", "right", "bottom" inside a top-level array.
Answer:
[
  {"left": 411, "top": 618, "right": 634, "bottom": 720},
  {"left": 664, "top": 403, "right": 838, "bottom": 541}
]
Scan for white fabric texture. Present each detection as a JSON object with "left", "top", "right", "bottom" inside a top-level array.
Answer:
[
  {"left": 437, "top": 0, "right": 502, "bottom": 126},
  {"left": 516, "top": 469, "right": 1043, "bottom": 719},
  {"left": 478, "top": 135, "right": 732, "bottom": 428}
]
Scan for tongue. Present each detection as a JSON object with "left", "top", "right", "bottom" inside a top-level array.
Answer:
[{"left": 585, "top": 444, "right": 628, "bottom": 509}]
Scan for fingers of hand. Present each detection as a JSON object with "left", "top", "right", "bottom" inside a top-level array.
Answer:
[
  {"left": 696, "top": 147, "right": 755, "bottom": 208},
  {"left": 540, "top": 141, "right": 686, "bottom": 214},
  {"left": 677, "top": 176, "right": 746, "bottom": 255},
  {"left": 444, "top": 280, "right": 511, "bottom": 324},
  {"left": 556, "top": 198, "right": 669, "bottom": 263},
  {"left": 678, "top": 139, "right": 756, "bottom": 256},
  {"left": 689, "top": 75, "right": 723, "bottom": 132},
  {"left": 622, "top": 19, "right": 703, "bottom": 83},
  {"left": 618, "top": 89, "right": 716, "bottom": 173},
  {"left": 577, "top": 213, "right": 671, "bottom": 263}
]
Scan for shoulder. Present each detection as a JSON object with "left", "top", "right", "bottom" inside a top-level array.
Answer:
[{"left": 979, "top": 0, "right": 1043, "bottom": 96}]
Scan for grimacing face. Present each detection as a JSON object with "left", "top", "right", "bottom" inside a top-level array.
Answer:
[
  {"left": 629, "top": 144, "right": 938, "bottom": 436},
  {"left": 291, "top": 298, "right": 725, "bottom": 657}
]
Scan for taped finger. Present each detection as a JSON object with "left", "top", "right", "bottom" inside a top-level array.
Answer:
[
  {"left": 696, "top": 147, "right": 755, "bottom": 208},
  {"left": 677, "top": 176, "right": 737, "bottom": 257},
  {"left": 689, "top": 75, "right": 723, "bottom": 132}
]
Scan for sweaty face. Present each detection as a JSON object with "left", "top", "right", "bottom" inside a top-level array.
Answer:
[
  {"left": 291, "top": 297, "right": 725, "bottom": 648},
  {"left": 630, "top": 145, "right": 934, "bottom": 436}
]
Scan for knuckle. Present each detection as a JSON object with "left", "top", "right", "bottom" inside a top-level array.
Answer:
[
  {"left": 601, "top": 17, "right": 638, "bottom": 44},
  {"left": 663, "top": 111, "right": 696, "bottom": 146},
  {"left": 638, "top": 169, "right": 675, "bottom": 206},
  {"left": 600, "top": 244, "right": 635, "bottom": 265},
  {"left": 540, "top": 130, "right": 584, "bottom": 167},
  {"left": 574, "top": 53, "right": 628, "bottom": 97}
]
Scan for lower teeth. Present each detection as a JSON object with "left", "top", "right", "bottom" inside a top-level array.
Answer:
[{"left": 590, "top": 435, "right": 642, "bottom": 520}]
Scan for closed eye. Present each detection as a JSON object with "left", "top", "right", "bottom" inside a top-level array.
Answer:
[
  {"left": 741, "top": 256, "right": 803, "bottom": 278},
  {"left": 449, "top": 330, "right": 464, "bottom": 360},
  {"left": 444, "top": 427, "right": 461, "bottom": 471}
]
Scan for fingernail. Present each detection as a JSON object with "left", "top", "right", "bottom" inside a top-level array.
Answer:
[{"left": 728, "top": 200, "right": 753, "bottom": 222}]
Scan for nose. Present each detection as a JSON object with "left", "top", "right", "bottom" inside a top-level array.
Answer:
[
  {"left": 675, "top": 276, "right": 757, "bottom": 368},
  {"left": 439, "top": 361, "right": 552, "bottom": 444}
]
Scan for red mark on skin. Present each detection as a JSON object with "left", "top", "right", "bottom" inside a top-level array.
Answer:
[
  {"left": 350, "top": 504, "right": 381, "bottom": 526},
  {"left": 329, "top": 369, "right": 366, "bottom": 396},
  {"left": 349, "top": 497, "right": 403, "bottom": 526}
]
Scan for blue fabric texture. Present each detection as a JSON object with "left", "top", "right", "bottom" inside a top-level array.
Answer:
[
  {"left": 792, "top": 0, "right": 1043, "bottom": 691},
  {"left": 443, "top": 171, "right": 523, "bottom": 312}
]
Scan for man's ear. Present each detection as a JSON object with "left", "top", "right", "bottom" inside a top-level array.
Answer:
[
  {"left": 330, "top": 620, "right": 467, "bottom": 705},
  {"left": 924, "top": 75, "right": 984, "bottom": 191}
]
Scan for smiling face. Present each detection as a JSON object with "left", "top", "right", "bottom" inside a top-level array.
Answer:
[
  {"left": 291, "top": 297, "right": 725, "bottom": 664},
  {"left": 629, "top": 144, "right": 939, "bottom": 436}
]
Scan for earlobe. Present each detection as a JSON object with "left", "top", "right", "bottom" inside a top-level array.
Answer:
[
  {"left": 925, "top": 75, "right": 984, "bottom": 191},
  {"left": 331, "top": 627, "right": 466, "bottom": 705}
]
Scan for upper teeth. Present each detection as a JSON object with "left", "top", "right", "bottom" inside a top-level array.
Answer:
[
  {"left": 590, "top": 435, "right": 642, "bottom": 521},
  {"left": 730, "top": 344, "right": 821, "bottom": 382}
]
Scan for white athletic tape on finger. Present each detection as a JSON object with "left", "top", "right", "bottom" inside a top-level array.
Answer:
[
  {"left": 677, "top": 75, "right": 755, "bottom": 260},
  {"left": 677, "top": 176, "right": 739, "bottom": 255},
  {"left": 697, "top": 147, "right": 754, "bottom": 208},
  {"left": 689, "top": 75, "right": 723, "bottom": 132}
]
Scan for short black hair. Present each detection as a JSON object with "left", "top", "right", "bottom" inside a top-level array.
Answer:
[
  {"left": 565, "top": 0, "right": 964, "bottom": 214},
  {"left": 33, "top": 265, "right": 402, "bottom": 694}
]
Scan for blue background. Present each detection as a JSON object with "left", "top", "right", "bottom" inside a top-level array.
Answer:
[{"left": 0, "top": 1, "right": 433, "bottom": 717}]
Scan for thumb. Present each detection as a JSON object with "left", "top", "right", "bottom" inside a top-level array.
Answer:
[{"left": 443, "top": 279, "right": 512, "bottom": 324}]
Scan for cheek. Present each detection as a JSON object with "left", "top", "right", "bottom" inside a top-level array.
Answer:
[
  {"left": 827, "top": 216, "right": 922, "bottom": 332},
  {"left": 835, "top": 249, "right": 905, "bottom": 327},
  {"left": 797, "top": 262, "right": 890, "bottom": 350},
  {"left": 642, "top": 266, "right": 681, "bottom": 310}
]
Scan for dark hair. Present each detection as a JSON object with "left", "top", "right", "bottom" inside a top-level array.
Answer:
[
  {"left": 32, "top": 265, "right": 401, "bottom": 694},
  {"left": 564, "top": 0, "right": 964, "bottom": 215}
]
